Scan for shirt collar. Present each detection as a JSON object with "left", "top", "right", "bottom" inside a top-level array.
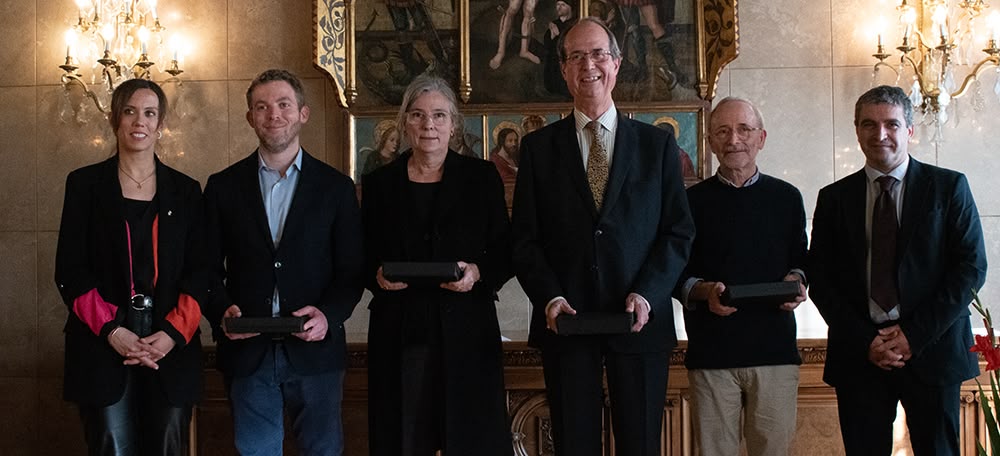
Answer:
[
  {"left": 715, "top": 167, "right": 761, "bottom": 188},
  {"left": 863, "top": 156, "right": 909, "bottom": 185},
  {"left": 574, "top": 104, "right": 618, "bottom": 133},
  {"left": 258, "top": 148, "right": 304, "bottom": 175}
]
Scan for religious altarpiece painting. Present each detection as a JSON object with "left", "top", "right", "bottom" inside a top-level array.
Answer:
[{"left": 316, "top": 0, "right": 738, "bottom": 191}]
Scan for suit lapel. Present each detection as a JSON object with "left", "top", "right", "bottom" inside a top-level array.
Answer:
[
  {"left": 897, "top": 157, "right": 926, "bottom": 258},
  {"left": 153, "top": 157, "right": 178, "bottom": 239},
  {"left": 385, "top": 150, "right": 463, "bottom": 259},
  {"left": 238, "top": 151, "right": 276, "bottom": 252},
  {"left": 387, "top": 154, "right": 414, "bottom": 258},
  {"left": 96, "top": 157, "right": 124, "bottom": 225},
  {"left": 843, "top": 170, "right": 869, "bottom": 280},
  {"left": 96, "top": 157, "right": 130, "bottom": 291},
  {"left": 432, "top": 152, "right": 464, "bottom": 223},
  {"left": 600, "top": 115, "right": 636, "bottom": 219},
  {"left": 153, "top": 158, "right": 178, "bottom": 283},
  {"left": 280, "top": 150, "right": 315, "bottom": 248},
  {"left": 555, "top": 116, "right": 599, "bottom": 219}
]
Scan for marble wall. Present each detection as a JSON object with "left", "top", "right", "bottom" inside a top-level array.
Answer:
[
  {"left": 0, "top": 0, "right": 349, "bottom": 453},
  {"left": 1, "top": 0, "right": 998, "bottom": 454},
  {"left": 488, "top": 0, "right": 1000, "bottom": 341},
  {"left": 716, "top": 0, "right": 1000, "bottom": 340}
]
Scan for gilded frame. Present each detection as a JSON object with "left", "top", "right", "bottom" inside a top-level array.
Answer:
[
  {"left": 625, "top": 101, "right": 710, "bottom": 184},
  {"left": 347, "top": 108, "right": 490, "bottom": 182},
  {"left": 346, "top": 101, "right": 709, "bottom": 190},
  {"left": 315, "top": 0, "right": 739, "bottom": 106}
]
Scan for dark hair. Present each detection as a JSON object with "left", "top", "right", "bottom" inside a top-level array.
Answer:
[
  {"left": 497, "top": 128, "right": 518, "bottom": 147},
  {"left": 395, "top": 75, "right": 463, "bottom": 139},
  {"left": 246, "top": 69, "right": 307, "bottom": 109},
  {"left": 109, "top": 79, "right": 167, "bottom": 133},
  {"left": 854, "top": 85, "right": 913, "bottom": 127},
  {"left": 557, "top": 17, "right": 622, "bottom": 62}
]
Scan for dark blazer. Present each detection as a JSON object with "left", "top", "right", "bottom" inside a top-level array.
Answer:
[
  {"left": 511, "top": 114, "right": 695, "bottom": 353},
  {"left": 204, "top": 150, "right": 364, "bottom": 378},
  {"left": 362, "top": 150, "right": 513, "bottom": 455},
  {"left": 55, "top": 155, "right": 208, "bottom": 406},
  {"left": 809, "top": 157, "right": 987, "bottom": 387}
]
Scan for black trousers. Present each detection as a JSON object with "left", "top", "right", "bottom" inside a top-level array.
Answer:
[
  {"left": 541, "top": 339, "right": 670, "bottom": 456},
  {"left": 399, "top": 343, "right": 445, "bottom": 456},
  {"left": 78, "top": 367, "right": 191, "bottom": 456},
  {"left": 835, "top": 368, "right": 961, "bottom": 456}
]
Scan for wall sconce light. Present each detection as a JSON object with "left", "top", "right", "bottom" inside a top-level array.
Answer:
[
  {"left": 58, "top": 0, "right": 187, "bottom": 114},
  {"left": 872, "top": 0, "right": 1000, "bottom": 132}
]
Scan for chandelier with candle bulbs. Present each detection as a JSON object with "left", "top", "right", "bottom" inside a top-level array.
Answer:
[
  {"left": 872, "top": 0, "right": 1000, "bottom": 128},
  {"left": 58, "top": 0, "right": 187, "bottom": 113}
]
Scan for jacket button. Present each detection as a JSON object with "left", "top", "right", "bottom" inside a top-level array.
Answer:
[
  {"left": 591, "top": 265, "right": 599, "bottom": 272},
  {"left": 595, "top": 229, "right": 603, "bottom": 237},
  {"left": 274, "top": 261, "right": 282, "bottom": 269}
]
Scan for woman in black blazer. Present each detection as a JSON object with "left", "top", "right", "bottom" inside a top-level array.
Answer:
[
  {"left": 362, "top": 75, "right": 514, "bottom": 455},
  {"left": 54, "top": 79, "right": 208, "bottom": 456}
]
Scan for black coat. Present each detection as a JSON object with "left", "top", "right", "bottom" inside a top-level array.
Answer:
[
  {"left": 204, "top": 150, "right": 365, "bottom": 378},
  {"left": 55, "top": 155, "right": 209, "bottom": 406},
  {"left": 362, "top": 151, "right": 513, "bottom": 455},
  {"left": 511, "top": 114, "right": 695, "bottom": 353},
  {"left": 809, "top": 157, "right": 987, "bottom": 387}
]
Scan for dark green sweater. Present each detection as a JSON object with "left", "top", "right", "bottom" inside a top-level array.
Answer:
[{"left": 678, "top": 174, "right": 807, "bottom": 369}]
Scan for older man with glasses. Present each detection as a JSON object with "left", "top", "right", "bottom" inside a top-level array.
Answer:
[
  {"left": 675, "top": 97, "right": 808, "bottom": 455},
  {"left": 511, "top": 17, "right": 695, "bottom": 456}
]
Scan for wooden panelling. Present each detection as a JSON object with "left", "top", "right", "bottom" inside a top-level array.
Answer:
[{"left": 192, "top": 340, "right": 993, "bottom": 455}]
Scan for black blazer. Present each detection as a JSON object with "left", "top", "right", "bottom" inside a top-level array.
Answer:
[
  {"left": 809, "top": 157, "right": 987, "bottom": 387},
  {"left": 362, "top": 150, "right": 513, "bottom": 455},
  {"left": 55, "top": 155, "right": 208, "bottom": 406},
  {"left": 512, "top": 114, "right": 695, "bottom": 353},
  {"left": 204, "top": 150, "right": 364, "bottom": 378}
]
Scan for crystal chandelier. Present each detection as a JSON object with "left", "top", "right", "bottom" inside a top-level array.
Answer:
[
  {"left": 872, "top": 0, "right": 1000, "bottom": 129},
  {"left": 58, "top": 0, "right": 187, "bottom": 113}
]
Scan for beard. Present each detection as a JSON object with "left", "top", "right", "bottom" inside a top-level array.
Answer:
[
  {"left": 503, "top": 145, "right": 520, "bottom": 163},
  {"left": 258, "top": 124, "right": 302, "bottom": 154}
]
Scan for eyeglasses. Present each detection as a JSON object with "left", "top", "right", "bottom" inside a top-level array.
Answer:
[
  {"left": 406, "top": 110, "right": 450, "bottom": 126},
  {"left": 564, "top": 49, "right": 616, "bottom": 64},
  {"left": 711, "top": 125, "right": 762, "bottom": 141}
]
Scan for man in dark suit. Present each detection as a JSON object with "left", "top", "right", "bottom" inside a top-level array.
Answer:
[
  {"left": 809, "top": 85, "right": 987, "bottom": 455},
  {"left": 204, "top": 69, "right": 364, "bottom": 456},
  {"left": 511, "top": 18, "right": 695, "bottom": 456}
]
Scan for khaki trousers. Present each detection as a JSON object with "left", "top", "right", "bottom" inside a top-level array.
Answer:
[{"left": 688, "top": 364, "right": 800, "bottom": 456}]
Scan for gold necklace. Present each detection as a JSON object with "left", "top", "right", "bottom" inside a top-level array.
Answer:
[{"left": 119, "top": 166, "right": 155, "bottom": 189}]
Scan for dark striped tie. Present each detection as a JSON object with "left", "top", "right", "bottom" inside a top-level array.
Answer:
[{"left": 871, "top": 175, "right": 899, "bottom": 311}]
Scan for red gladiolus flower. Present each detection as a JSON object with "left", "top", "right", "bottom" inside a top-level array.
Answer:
[{"left": 971, "top": 334, "right": 1000, "bottom": 371}]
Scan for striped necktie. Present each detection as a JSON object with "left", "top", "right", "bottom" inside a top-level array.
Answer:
[{"left": 871, "top": 175, "right": 899, "bottom": 311}]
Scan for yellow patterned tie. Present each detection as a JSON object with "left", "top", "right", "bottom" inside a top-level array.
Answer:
[{"left": 586, "top": 121, "right": 609, "bottom": 210}]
